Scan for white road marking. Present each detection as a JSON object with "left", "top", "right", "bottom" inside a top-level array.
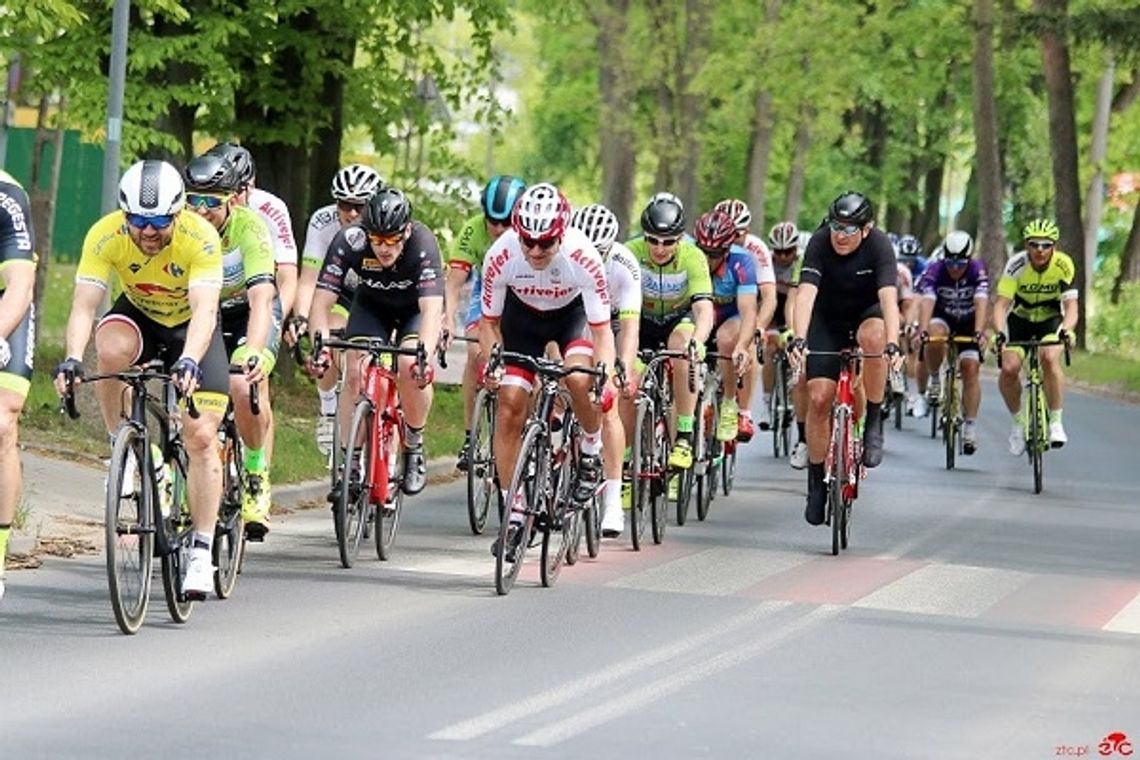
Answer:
[
  {"left": 853, "top": 563, "right": 1032, "bottom": 618},
  {"left": 1103, "top": 591, "right": 1140, "bottom": 634},
  {"left": 606, "top": 547, "right": 807, "bottom": 596}
]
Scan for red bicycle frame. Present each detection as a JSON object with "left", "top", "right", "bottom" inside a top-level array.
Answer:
[
  {"left": 360, "top": 356, "right": 403, "bottom": 505},
  {"left": 823, "top": 351, "right": 861, "bottom": 502}
]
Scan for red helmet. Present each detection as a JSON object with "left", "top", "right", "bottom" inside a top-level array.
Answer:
[
  {"left": 694, "top": 210, "right": 737, "bottom": 254},
  {"left": 512, "top": 182, "right": 570, "bottom": 242}
]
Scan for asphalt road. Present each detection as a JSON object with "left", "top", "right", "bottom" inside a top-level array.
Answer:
[{"left": 2, "top": 381, "right": 1138, "bottom": 759}]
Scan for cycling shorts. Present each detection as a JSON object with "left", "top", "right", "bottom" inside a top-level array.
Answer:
[
  {"left": 806, "top": 303, "right": 883, "bottom": 381},
  {"left": 221, "top": 297, "right": 284, "bottom": 374},
  {"left": 499, "top": 290, "right": 591, "bottom": 390},
  {"left": 0, "top": 298, "right": 34, "bottom": 398}
]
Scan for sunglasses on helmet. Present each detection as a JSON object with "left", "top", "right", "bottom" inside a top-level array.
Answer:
[{"left": 125, "top": 212, "right": 176, "bottom": 230}]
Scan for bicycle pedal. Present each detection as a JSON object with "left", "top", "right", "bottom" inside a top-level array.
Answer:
[{"left": 244, "top": 523, "right": 268, "bottom": 542}]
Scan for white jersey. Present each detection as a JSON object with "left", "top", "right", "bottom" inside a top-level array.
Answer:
[
  {"left": 606, "top": 241, "right": 642, "bottom": 319},
  {"left": 741, "top": 232, "right": 776, "bottom": 285},
  {"left": 481, "top": 226, "right": 611, "bottom": 325},
  {"left": 301, "top": 203, "right": 342, "bottom": 269},
  {"left": 247, "top": 187, "right": 297, "bottom": 267}
]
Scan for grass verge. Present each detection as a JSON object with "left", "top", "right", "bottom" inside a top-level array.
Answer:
[{"left": 1068, "top": 351, "right": 1140, "bottom": 396}]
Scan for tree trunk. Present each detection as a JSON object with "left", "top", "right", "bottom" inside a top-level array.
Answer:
[
  {"left": 1111, "top": 200, "right": 1140, "bottom": 304},
  {"left": 596, "top": 0, "right": 637, "bottom": 235},
  {"left": 675, "top": 0, "right": 709, "bottom": 216},
  {"left": 30, "top": 94, "right": 66, "bottom": 330},
  {"left": 1083, "top": 56, "right": 1114, "bottom": 314},
  {"left": 781, "top": 101, "right": 813, "bottom": 225},
  {"left": 973, "top": 0, "right": 1006, "bottom": 282},
  {"left": 1036, "top": 0, "right": 1086, "bottom": 347},
  {"left": 918, "top": 158, "right": 945, "bottom": 250},
  {"left": 644, "top": 0, "right": 678, "bottom": 193},
  {"left": 744, "top": 0, "right": 781, "bottom": 232}
]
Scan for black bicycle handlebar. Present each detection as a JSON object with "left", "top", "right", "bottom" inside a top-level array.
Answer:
[{"left": 62, "top": 360, "right": 200, "bottom": 420}]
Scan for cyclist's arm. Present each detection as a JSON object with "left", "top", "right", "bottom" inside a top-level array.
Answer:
[
  {"left": 63, "top": 282, "right": 106, "bottom": 362},
  {"left": 691, "top": 298, "right": 714, "bottom": 345},
  {"left": 308, "top": 287, "right": 338, "bottom": 342},
  {"left": 478, "top": 315, "right": 502, "bottom": 368},
  {"left": 276, "top": 263, "right": 298, "bottom": 322},
  {"left": 244, "top": 282, "right": 275, "bottom": 354},
  {"left": 784, "top": 283, "right": 798, "bottom": 334},
  {"left": 992, "top": 295, "right": 1011, "bottom": 336},
  {"left": 589, "top": 318, "right": 616, "bottom": 378},
  {"left": 1060, "top": 296, "right": 1078, "bottom": 335},
  {"left": 0, "top": 259, "right": 34, "bottom": 339},
  {"left": 617, "top": 315, "right": 638, "bottom": 378},
  {"left": 418, "top": 295, "right": 444, "bottom": 357},
  {"left": 918, "top": 296, "right": 934, "bottom": 333},
  {"left": 755, "top": 282, "right": 774, "bottom": 335},
  {"left": 443, "top": 263, "right": 470, "bottom": 333},
  {"left": 184, "top": 285, "right": 220, "bottom": 363},
  {"left": 878, "top": 285, "right": 901, "bottom": 347},
  {"left": 792, "top": 283, "right": 818, "bottom": 341},
  {"left": 294, "top": 260, "right": 320, "bottom": 325}
]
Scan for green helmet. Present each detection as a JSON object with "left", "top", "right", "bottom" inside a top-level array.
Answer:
[{"left": 1022, "top": 218, "right": 1059, "bottom": 241}]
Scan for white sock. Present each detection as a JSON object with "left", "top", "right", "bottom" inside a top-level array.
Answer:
[
  {"left": 318, "top": 389, "right": 337, "bottom": 416},
  {"left": 605, "top": 478, "right": 621, "bottom": 510},
  {"left": 192, "top": 531, "right": 213, "bottom": 552},
  {"left": 581, "top": 428, "right": 602, "bottom": 456}
]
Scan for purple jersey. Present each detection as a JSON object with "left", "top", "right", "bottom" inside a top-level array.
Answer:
[{"left": 917, "top": 259, "right": 989, "bottom": 323}]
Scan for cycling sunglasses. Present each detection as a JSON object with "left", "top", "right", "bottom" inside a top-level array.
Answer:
[
  {"left": 520, "top": 235, "right": 559, "bottom": 251},
  {"left": 945, "top": 257, "right": 970, "bottom": 268},
  {"left": 1026, "top": 240, "right": 1055, "bottom": 251},
  {"left": 699, "top": 246, "right": 728, "bottom": 258},
  {"left": 185, "top": 193, "right": 231, "bottom": 210},
  {"left": 773, "top": 247, "right": 798, "bottom": 256},
  {"left": 645, "top": 235, "right": 679, "bottom": 247},
  {"left": 125, "top": 212, "right": 176, "bottom": 230},
  {"left": 828, "top": 220, "right": 862, "bottom": 236},
  {"left": 337, "top": 200, "right": 365, "bottom": 214},
  {"left": 367, "top": 230, "right": 405, "bottom": 246}
]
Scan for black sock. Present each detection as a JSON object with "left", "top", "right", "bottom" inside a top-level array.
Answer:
[
  {"left": 405, "top": 426, "right": 424, "bottom": 448},
  {"left": 796, "top": 421, "right": 806, "bottom": 442},
  {"left": 808, "top": 461, "right": 825, "bottom": 485},
  {"left": 866, "top": 401, "right": 881, "bottom": 428}
]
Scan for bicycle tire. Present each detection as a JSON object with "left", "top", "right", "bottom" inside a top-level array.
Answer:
[
  {"left": 159, "top": 456, "right": 195, "bottom": 622},
  {"left": 770, "top": 376, "right": 784, "bottom": 458},
  {"left": 466, "top": 388, "right": 496, "bottom": 535},
  {"left": 214, "top": 425, "right": 245, "bottom": 599},
  {"left": 651, "top": 414, "right": 670, "bottom": 544},
  {"left": 105, "top": 427, "right": 154, "bottom": 635},
  {"left": 375, "top": 413, "right": 404, "bottom": 561},
  {"left": 929, "top": 394, "right": 939, "bottom": 438},
  {"left": 1030, "top": 381, "right": 1044, "bottom": 494},
  {"left": 893, "top": 388, "right": 904, "bottom": 431},
  {"left": 695, "top": 385, "right": 717, "bottom": 522},
  {"left": 541, "top": 476, "right": 573, "bottom": 588},
  {"left": 829, "top": 407, "right": 848, "bottom": 557},
  {"left": 630, "top": 400, "right": 652, "bottom": 551},
  {"left": 495, "top": 423, "right": 543, "bottom": 595},
  {"left": 583, "top": 496, "right": 600, "bottom": 559},
  {"left": 337, "top": 400, "right": 373, "bottom": 568},
  {"left": 721, "top": 441, "right": 736, "bottom": 496}
]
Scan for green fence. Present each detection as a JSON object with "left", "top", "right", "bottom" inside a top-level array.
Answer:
[{"left": 3, "top": 128, "right": 104, "bottom": 262}]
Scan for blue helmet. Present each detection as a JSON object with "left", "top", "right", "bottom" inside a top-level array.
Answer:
[{"left": 481, "top": 175, "right": 527, "bottom": 223}]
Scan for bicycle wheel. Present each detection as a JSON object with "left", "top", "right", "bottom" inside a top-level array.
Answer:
[
  {"left": 943, "top": 394, "right": 956, "bottom": 472},
  {"left": 651, "top": 414, "right": 670, "bottom": 544},
  {"left": 630, "top": 400, "right": 653, "bottom": 551},
  {"left": 375, "top": 414, "right": 404, "bottom": 561},
  {"left": 337, "top": 400, "right": 373, "bottom": 568},
  {"left": 829, "top": 408, "right": 848, "bottom": 557},
  {"left": 214, "top": 425, "right": 245, "bottom": 599},
  {"left": 583, "top": 492, "right": 600, "bottom": 559},
  {"left": 721, "top": 441, "right": 737, "bottom": 496},
  {"left": 105, "top": 427, "right": 154, "bottom": 635},
  {"left": 695, "top": 385, "right": 717, "bottom": 522},
  {"left": 770, "top": 376, "right": 785, "bottom": 458},
  {"left": 160, "top": 534, "right": 194, "bottom": 623},
  {"left": 893, "top": 386, "right": 904, "bottom": 431},
  {"left": 466, "top": 388, "right": 496, "bottom": 535},
  {"left": 496, "top": 424, "right": 543, "bottom": 595},
  {"left": 1029, "top": 382, "right": 1044, "bottom": 494},
  {"left": 541, "top": 466, "right": 574, "bottom": 587}
]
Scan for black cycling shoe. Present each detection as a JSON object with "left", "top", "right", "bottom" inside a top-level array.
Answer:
[
  {"left": 490, "top": 522, "right": 524, "bottom": 562},
  {"left": 455, "top": 440, "right": 471, "bottom": 473},
  {"left": 805, "top": 473, "right": 827, "bottom": 526},
  {"left": 862, "top": 415, "right": 885, "bottom": 468},
  {"left": 402, "top": 445, "right": 427, "bottom": 495},
  {"left": 573, "top": 453, "right": 603, "bottom": 503}
]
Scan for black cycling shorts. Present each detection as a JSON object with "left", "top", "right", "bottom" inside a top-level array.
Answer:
[
  {"left": 1008, "top": 313, "right": 1061, "bottom": 344},
  {"left": 806, "top": 303, "right": 883, "bottom": 381},
  {"left": 0, "top": 294, "right": 34, "bottom": 397},
  {"left": 499, "top": 290, "right": 590, "bottom": 384},
  {"left": 345, "top": 304, "right": 423, "bottom": 345},
  {"left": 639, "top": 312, "right": 692, "bottom": 352}
]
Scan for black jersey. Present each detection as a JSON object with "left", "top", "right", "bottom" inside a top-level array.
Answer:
[
  {"left": 0, "top": 172, "right": 35, "bottom": 295},
  {"left": 799, "top": 226, "right": 896, "bottom": 323}
]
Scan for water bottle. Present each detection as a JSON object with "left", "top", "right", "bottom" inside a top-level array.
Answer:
[{"left": 151, "top": 443, "right": 174, "bottom": 517}]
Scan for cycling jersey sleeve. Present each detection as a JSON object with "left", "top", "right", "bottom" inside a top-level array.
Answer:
[
  {"left": 729, "top": 249, "right": 758, "bottom": 296},
  {"left": 407, "top": 223, "right": 445, "bottom": 299},
  {"left": 76, "top": 213, "right": 121, "bottom": 290},
  {"left": 316, "top": 227, "right": 363, "bottom": 296},
  {"left": 449, "top": 215, "right": 486, "bottom": 274},
  {"left": 302, "top": 205, "right": 338, "bottom": 269},
  {"left": 0, "top": 173, "right": 35, "bottom": 270},
  {"left": 233, "top": 209, "right": 276, "bottom": 291},
  {"left": 480, "top": 244, "right": 510, "bottom": 320},
  {"left": 798, "top": 232, "right": 827, "bottom": 288},
  {"left": 873, "top": 235, "right": 897, "bottom": 290},
  {"left": 183, "top": 214, "right": 224, "bottom": 291},
  {"left": 681, "top": 242, "right": 713, "bottom": 301},
  {"left": 609, "top": 245, "right": 642, "bottom": 319},
  {"left": 1057, "top": 252, "right": 1078, "bottom": 301},
  {"left": 249, "top": 189, "right": 298, "bottom": 267},
  {"left": 996, "top": 253, "right": 1025, "bottom": 301}
]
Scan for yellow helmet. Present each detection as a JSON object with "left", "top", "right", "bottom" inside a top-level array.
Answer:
[{"left": 1022, "top": 218, "right": 1059, "bottom": 241}]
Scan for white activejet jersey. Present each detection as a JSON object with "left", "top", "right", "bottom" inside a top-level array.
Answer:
[
  {"left": 481, "top": 226, "right": 611, "bottom": 325},
  {"left": 605, "top": 241, "right": 642, "bottom": 319},
  {"left": 247, "top": 187, "right": 298, "bottom": 267},
  {"left": 301, "top": 203, "right": 341, "bottom": 269},
  {"left": 741, "top": 232, "right": 776, "bottom": 285}
]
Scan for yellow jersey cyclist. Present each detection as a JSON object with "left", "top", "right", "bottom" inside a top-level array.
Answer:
[
  {"left": 53, "top": 160, "right": 229, "bottom": 600},
  {"left": 625, "top": 193, "right": 714, "bottom": 479},
  {"left": 293, "top": 164, "right": 384, "bottom": 456},
  {"left": 571, "top": 202, "right": 642, "bottom": 539},
  {"left": 445, "top": 174, "right": 526, "bottom": 471},
  {"left": 183, "top": 151, "right": 282, "bottom": 539},
  {"left": 993, "top": 218, "right": 1078, "bottom": 452},
  {"left": 0, "top": 170, "right": 37, "bottom": 602}
]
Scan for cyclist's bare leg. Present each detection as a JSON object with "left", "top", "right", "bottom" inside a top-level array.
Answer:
[
  {"left": 998, "top": 351, "right": 1023, "bottom": 414},
  {"left": 0, "top": 389, "right": 24, "bottom": 532},
  {"left": 461, "top": 323, "right": 482, "bottom": 424},
  {"left": 1040, "top": 344, "right": 1065, "bottom": 413},
  {"left": 806, "top": 377, "right": 838, "bottom": 463},
  {"left": 338, "top": 348, "right": 367, "bottom": 445},
  {"left": 93, "top": 320, "right": 142, "bottom": 435},
  {"left": 761, "top": 332, "right": 778, "bottom": 397},
  {"left": 925, "top": 322, "right": 949, "bottom": 377},
  {"left": 668, "top": 326, "right": 696, "bottom": 419},
  {"left": 184, "top": 407, "right": 225, "bottom": 534},
  {"left": 231, "top": 373, "right": 268, "bottom": 452},
  {"left": 856, "top": 318, "right": 887, "bottom": 404},
  {"left": 792, "top": 372, "right": 808, "bottom": 426},
  {"left": 564, "top": 353, "right": 601, "bottom": 435},
  {"left": 318, "top": 311, "right": 348, "bottom": 412},
  {"left": 396, "top": 340, "right": 433, "bottom": 429},
  {"left": 961, "top": 357, "right": 981, "bottom": 417},
  {"left": 716, "top": 320, "right": 740, "bottom": 396},
  {"left": 618, "top": 366, "right": 642, "bottom": 437},
  {"left": 492, "top": 384, "right": 530, "bottom": 494}
]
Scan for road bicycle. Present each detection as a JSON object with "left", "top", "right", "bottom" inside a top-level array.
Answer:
[
  {"left": 672, "top": 343, "right": 702, "bottom": 527},
  {"left": 920, "top": 334, "right": 977, "bottom": 470},
  {"left": 212, "top": 363, "right": 261, "bottom": 598},
  {"left": 998, "top": 336, "right": 1070, "bottom": 494},
  {"left": 487, "top": 347, "right": 605, "bottom": 595},
  {"left": 767, "top": 345, "right": 794, "bottom": 458},
  {"left": 629, "top": 348, "right": 687, "bottom": 550},
  {"left": 63, "top": 360, "right": 204, "bottom": 634},
  {"left": 693, "top": 350, "right": 744, "bottom": 520},
  {"left": 317, "top": 334, "right": 428, "bottom": 567}
]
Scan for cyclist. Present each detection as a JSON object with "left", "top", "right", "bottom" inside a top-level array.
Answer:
[
  {"left": 294, "top": 164, "right": 384, "bottom": 456},
  {"left": 0, "top": 170, "right": 36, "bottom": 602},
  {"left": 625, "top": 194, "right": 713, "bottom": 491},
  {"left": 183, "top": 152, "right": 281, "bottom": 538},
  {"left": 764, "top": 221, "right": 809, "bottom": 468},
  {"left": 53, "top": 160, "right": 229, "bottom": 599},
  {"left": 896, "top": 234, "right": 930, "bottom": 415},
  {"left": 788, "top": 191, "right": 903, "bottom": 526},
  {"left": 572, "top": 202, "right": 641, "bottom": 538},
  {"left": 445, "top": 174, "right": 526, "bottom": 471},
  {"left": 713, "top": 198, "right": 777, "bottom": 434},
  {"left": 693, "top": 209, "right": 757, "bottom": 443},
  {"left": 479, "top": 183, "right": 616, "bottom": 556},
  {"left": 309, "top": 187, "right": 443, "bottom": 496},
  {"left": 993, "top": 218, "right": 1078, "bottom": 452},
  {"left": 916, "top": 231, "right": 990, "bottom": 454}
]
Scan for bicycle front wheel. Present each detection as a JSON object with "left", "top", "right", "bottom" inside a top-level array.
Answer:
[
  {"left": 650, "top": 414, "right": 670, "bottom": 545},
  {"left": 630, "top": 399, "right": 652, "bottom": 551},
  {"left": 337, "top": 400, "right": 373, "bottom": 568},
  {"left": 105, "top": 427, "right": 154, "bottom": 635},
  {"left": 466, "top": 388, "right": 496, "bottom": 535},
  {"left": 214, "top": 426, "right": 245, "bottom": 599},
  {"left": 829, "top": 408, "right": 849, "bottom": 557},
  {"left": 721, "top": 441, "right": 737, "bottom": 496},
  {"left": 1029, "top": 382, "right": 1045, "bottom": 494},
  {"left": 496, "top": 424, "right": 543, "bottom": 595},
  {"left": 375, "top": 415, "right": 404, "bottom": 561},
  {"left": 695, "top": 386, "right": 718, "bottom": 522}
]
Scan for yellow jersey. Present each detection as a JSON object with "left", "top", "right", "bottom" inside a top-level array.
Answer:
[
  {"left": 996, "top": 249, "right": 1077, "bottom": 323},
  {"left": 77, "top": 211, "right": 223, "bottom": 327}
]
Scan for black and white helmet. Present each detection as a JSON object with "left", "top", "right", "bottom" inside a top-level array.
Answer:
[
  {"left": 331, "top": 164, "right": 383, "bottom": 203},
  {"left": 571, "top": 203, "right": 620, "bottom": 255},
  {"left": 942, "top": 230, "right": 974, "bottom": 260},
  {"left": 118, "top": 160, "right": 185, "bottom": 216}
]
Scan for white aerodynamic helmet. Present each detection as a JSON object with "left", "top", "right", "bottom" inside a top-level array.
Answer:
[
  {"left": 571, "top": 203, "right": 620, "bottom": 254},
  {"left": 331, "top": 164, "right": 383, "bottom": 203},
  {"left": 942, "top": 230, "right": 975, "bottom": 260},
  {"left": 118, "top": 160, "right": 185, "bottom": 216}
]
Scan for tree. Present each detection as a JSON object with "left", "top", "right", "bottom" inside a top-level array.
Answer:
[{"left": 972, "top": 0, "right": 1007, "bottom": 281}]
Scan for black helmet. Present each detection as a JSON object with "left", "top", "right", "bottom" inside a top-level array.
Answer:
[
  {"left": 183, "top": 153, "right": 242, "bottom": 194},
  {"left": 362, "top": 187, "right": 413, "bottom": 234},
  {"left": 828, "top": 191, "right": 874, "bottom": 226},
  {"left": 206, "top": 142, "right": 255, "bottom": 187},
  {"left": 640, "top": 194, "right": 685, "bottom": 237}
]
